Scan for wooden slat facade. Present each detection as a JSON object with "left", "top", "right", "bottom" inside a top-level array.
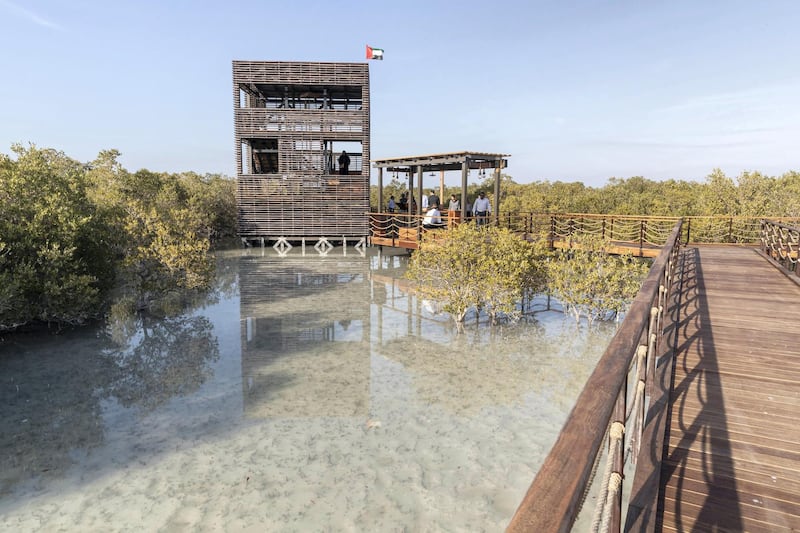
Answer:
[
  {"left": 233, "top": 61, "right": 370, "bottom": 240},
  {"left": 657, "top": 246, "right": 800, "bottom": 532}
]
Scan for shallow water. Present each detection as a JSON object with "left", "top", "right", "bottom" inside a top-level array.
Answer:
[{"left": 0, "top": 247, "right": 616, "bottom": 532}]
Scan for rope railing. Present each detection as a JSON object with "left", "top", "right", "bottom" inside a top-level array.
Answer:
[
  {"left": 541, "top": 214, "right": 800, "bottom": 245},
  {"left": 547, "top": 216, "right": 676, "bottom": 248},
  {"left": 760, "top": 219, "right": 800, "bottom": 276},
  {"left": 506, "top": 220, "right": 683, "bottom": 533},
  {"left": 544, "top": 213, "right": 800, "bottom": 245},
  {"left": 368, "top": 211, "right": 502, "bottom": 242},
  {"left": 367, "top": 212, "right": 800, "bottom": 248}
]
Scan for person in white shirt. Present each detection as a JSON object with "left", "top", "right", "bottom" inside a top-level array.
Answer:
[
  {"left": 472, "top": 191, "right": 491, "bottom": 226},
  {"left": 422, "top": 205, "right": 444, "bottom": 229},
  {"left": 421, "top": 194, "right": 429, "bottom": 210}
]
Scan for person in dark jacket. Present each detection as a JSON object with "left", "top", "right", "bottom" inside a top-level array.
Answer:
[{"left": 338, "top": 151, "right": 350, "bottom": 175}]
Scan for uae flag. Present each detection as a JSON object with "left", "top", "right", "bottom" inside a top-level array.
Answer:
[{"left": 366, "top": 45, "right": 384, "bottom": 60}]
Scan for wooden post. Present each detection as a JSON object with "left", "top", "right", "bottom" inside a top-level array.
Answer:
[
  {"left": 439, "top": 169, "right": 445, "bottom": 206},
  {"left": 686, "top": 217, "right": 692, "bottom": 244},
  {"left": 408, "top": 168, "right": 414, "bottom": 219},
  {"left": 378, "top": 167, "right": 383, "bottom": 214},
  {"left": 728, "top": 217, "right": 734, "bottom": 243},
  {"left": 461, "top": 158, "right": 469, "bottom": 221},
  {"left": 417, "top": 165, "right": 424, "bottom": 216},
  {"left": 640, "top": 219, "right": 645, "bottom": 256},
  {"left": 494, "top": 160, "right": 501, "bottom": 224}
]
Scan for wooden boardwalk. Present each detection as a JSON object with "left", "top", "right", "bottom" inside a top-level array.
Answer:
[{"left": 658, "top": 246, "right": 800, "bottom": 532}]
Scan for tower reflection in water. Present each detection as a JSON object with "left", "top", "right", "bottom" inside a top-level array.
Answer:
[{"left": 239, "top": 251, "right": 372, "bottom": 418}]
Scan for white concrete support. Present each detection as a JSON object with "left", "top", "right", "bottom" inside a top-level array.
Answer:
[
  {"left": 314, "top": 237, "right": 333, "bottom": 256},
  {"left": 273, "top": 237, "right": 292, "bottom": 256}
]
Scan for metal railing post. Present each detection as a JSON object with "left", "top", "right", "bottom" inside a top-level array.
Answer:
[
  {"left": 686, "top": 217, "right": 691, "bottom": 244},
  {"left": 729, "top": 217, "right": 734, "bottom": 243},
  {"left": 639, "top": 219, "right": 645, "bottom": 256}
]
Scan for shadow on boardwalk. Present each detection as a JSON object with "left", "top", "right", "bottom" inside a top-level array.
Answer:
[{"left": 657, "top": 246, "right": 800, "bottom": 532}]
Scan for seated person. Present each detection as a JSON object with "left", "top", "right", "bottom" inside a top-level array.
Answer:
[{"left": 422, "top": 205, "right": 444, "bottom": 229}]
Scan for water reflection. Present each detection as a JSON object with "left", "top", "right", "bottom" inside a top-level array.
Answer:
[
  {"left": 0, "top": 303, "right": 222, "bottom": 496},
  {"left": 239, "top": 254, "right": 370, "bottom": 418},
  {"left": 106, "top": 314, "right": 220, "bottom": 412},
  {"left": 379, "top": 320, "right": 612, "bottom": 415},
  {"left": 237, "top": 247, "right": 615, "bottom": 421}
]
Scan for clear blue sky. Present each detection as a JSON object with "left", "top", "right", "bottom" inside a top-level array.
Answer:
[{"left": 1, "top": 0, "right": 798, "bottom": 187}]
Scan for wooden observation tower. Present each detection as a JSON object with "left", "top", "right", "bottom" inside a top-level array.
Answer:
[{"left": 233, "top": 61, "right": 370, "bottom": 246}]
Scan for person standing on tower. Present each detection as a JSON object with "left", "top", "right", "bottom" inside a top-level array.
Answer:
[{"left": 338, "top": 151, "right": 350, "bottom": 175}]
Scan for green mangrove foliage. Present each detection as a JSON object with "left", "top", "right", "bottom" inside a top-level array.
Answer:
[
  {"left": 0, "top": 144, "right": 238, "bottom": 332},
  {"left": 0, "top": 145, "right": 110, "bottom": 329},
  {"left": 406, "top": 228, "right": 649, "bottom": 328},
  {"left": 406, "top": 224, "right": 548, "bottom": 329},
  {"left": 372, "top": 168, "right": 800, "bottom": 217},
  {"left": 547, "top": 235, "right": 650, "bottom": 323}
]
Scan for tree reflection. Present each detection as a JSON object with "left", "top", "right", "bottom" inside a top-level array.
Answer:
[
  {"left": 0, "top": 307, "right": 222, "bottom": 496},
  {"left": 211, "top": 250, "right": 240, "bottom": 300},
  {"left": 105, "top": 313, "right": 220, "bottom": 412},
  {"left": 379, "top": 318, "right": 614, "bottom": 415}
]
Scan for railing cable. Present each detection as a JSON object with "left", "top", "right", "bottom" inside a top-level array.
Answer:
[{"left": 591, "top": 421, "right": 626, "bottom": 533}]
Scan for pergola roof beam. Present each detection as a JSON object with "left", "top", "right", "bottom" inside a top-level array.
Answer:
[{"left": 372, "top": 151, "right": 509, "bottom": 171}]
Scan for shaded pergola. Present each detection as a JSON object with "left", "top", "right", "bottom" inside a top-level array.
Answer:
[{"left": 372, "top": 151, "right": 509, "bottom": 222}]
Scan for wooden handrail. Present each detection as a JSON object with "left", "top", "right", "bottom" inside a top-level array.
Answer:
[{"left": 506, "top": 220, "right": 683, "bottom": 533}]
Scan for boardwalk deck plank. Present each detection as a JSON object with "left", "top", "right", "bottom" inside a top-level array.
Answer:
[
  {"left": 665, "top": 411, "right": 800, "bottom": 445},
  {"left": 662, "top": 453, "right": 800, "bottom": 491},
  {"left": 673, "top": 361, "right": 800, "bottom": 384},
  {"left": 661, "top": 480, "right": 800, "bottom": 517},
  {"left": 657, "top": 246, "right": 800, "bottom": 531},
  {"left": 671, "top": 405, "right": 798, "bottom": 436}
]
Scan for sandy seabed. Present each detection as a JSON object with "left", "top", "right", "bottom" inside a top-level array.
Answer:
[
  {"left": 1, "top": 360, "right": 577, "bottom": 532},
  {"left": 0, "top": 355, "right": 602, "bottom": 532}
]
